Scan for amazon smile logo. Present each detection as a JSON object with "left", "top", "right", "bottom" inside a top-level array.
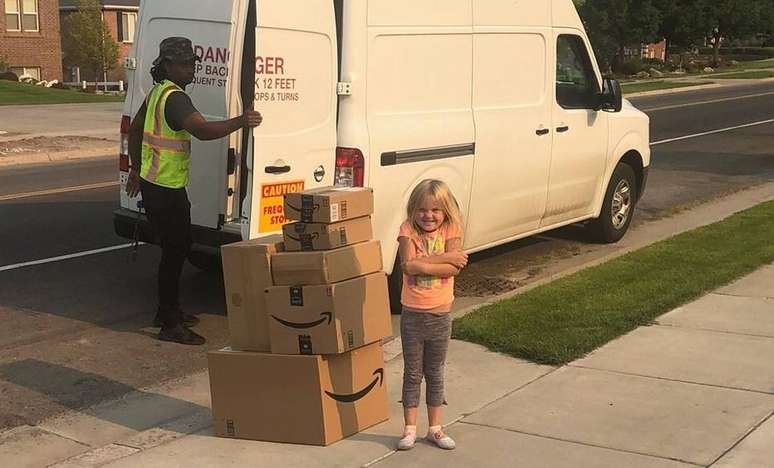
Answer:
[
  {"left": 272, "top": 312, "right": 332, "bottom": 329},
  {"left": 325, "top": 369, "right": 384, "bottom": 403}
]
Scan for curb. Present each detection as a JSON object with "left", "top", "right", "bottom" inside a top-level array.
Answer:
[
  {"left": 626, "top": 82, "right": 722, "bottom": 98},
  {"left": 0, "top": 146, "right": 116, "bottom": 167},
  {"left": 626, "top": 76, "right": 774, "bottom": 98}
]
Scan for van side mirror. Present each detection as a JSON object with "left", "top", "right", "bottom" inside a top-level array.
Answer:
[{"left": 596, "top": 78, "right": 623, "bottom": 113}]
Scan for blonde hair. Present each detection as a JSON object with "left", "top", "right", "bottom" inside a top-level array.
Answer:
[{"left": 406, "top": 179, "right": 463, "bottom": 235}]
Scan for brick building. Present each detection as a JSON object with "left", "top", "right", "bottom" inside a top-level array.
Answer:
[
  {"left": 59, "top": 0, "right": 138, "bottom": 83},
  {"left": 643, "top": 40, "right": 667, "bottom": 61},
  {"left": 0, "top": 0, "right": 63, "bottom": 81}
]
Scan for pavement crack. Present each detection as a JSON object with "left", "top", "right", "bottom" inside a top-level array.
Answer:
[
  {"left": 567, "top": 365, "right": 774, "bottom": 395},
  {"left": 654, "top": 322, "right": 774, "bottom": 340},
  {"left": 34, "top": 426, "right": 93, "bottom": 449},
  {"left": 458, "top": 420, "right": 705, "bottom": 467},
  {"left": 711, "top": 291, "right": 774, "bottom": 300},
  {"left": 707, "top": 410, "right": 774, "bottom": 467}
]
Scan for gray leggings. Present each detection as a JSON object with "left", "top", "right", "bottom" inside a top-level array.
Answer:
[{"left": 401, "top": 309, "right": 452, "bottom": 408}]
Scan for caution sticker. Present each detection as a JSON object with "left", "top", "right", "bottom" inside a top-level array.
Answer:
[{"left": 259, "top": 180, "right": 305, "bottom": 233}]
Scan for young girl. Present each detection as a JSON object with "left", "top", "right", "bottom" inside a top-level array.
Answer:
[{"left": 396, "top": 179, "right": 468, "bottom": 451}]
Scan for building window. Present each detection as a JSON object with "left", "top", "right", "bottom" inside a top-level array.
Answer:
[
  {"left": 4, "top": 0, "right": 38, "bottom": 32},
  {"left": 5, "top": 0, "right": 20, "bottom": 31},
  {"left": 10, "top": 66, "right": 41, "bottom": 80},
  {"left": 22, "top": 0, "right": 38, "bottom": 32},
  {"left": 118, "top": 12, "right": 137, "bottom": 43}
]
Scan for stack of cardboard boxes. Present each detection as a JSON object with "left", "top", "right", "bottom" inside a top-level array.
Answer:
[{"left": 209, "top": 187, "right": 392, "bottom": 446}]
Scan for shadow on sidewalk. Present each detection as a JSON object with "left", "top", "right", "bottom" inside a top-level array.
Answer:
[{"left": 0, "top": 359, "right": 209, "bottom": 432}]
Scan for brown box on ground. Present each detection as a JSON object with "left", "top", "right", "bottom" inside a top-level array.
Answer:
[
  {"left": 284, "top": 187, "right": 374, "bottom": 223},
  {"left": 220, "top": 235, "right": 284, "bottom": 352},
  {"left": 271, "top": 240, "right": 383, "bottom": 286},
  {"left": 266, "top": 272, "right": 392, "bottom": 355},
  {"left": 283, "top": 216, "right": 373, "bottom": 252},
  {"left": 208, "top": 342, "right": 389, "bottom": 446}
]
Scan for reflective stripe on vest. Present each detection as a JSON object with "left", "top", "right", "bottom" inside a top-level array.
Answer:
[{"left": 140, "top": 80, "right": 192, "bottom": 188}]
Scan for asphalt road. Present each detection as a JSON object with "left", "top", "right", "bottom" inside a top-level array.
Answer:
[{"left": 1, "top": 82, "right": 774, "bottom": 430}]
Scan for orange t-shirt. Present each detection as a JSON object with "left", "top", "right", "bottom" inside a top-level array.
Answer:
[{"left": 398, "top": 221, "right": 462, "bottom": 312}]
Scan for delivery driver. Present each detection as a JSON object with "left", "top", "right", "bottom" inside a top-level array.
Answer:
[{"left": 126, "top": 37, "right": 262, "bottom": 345}]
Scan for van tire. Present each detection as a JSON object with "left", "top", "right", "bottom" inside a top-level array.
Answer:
[
  {"left": 187, "top": 249, "right": 222, "bottom": 273},
  {"left": 388, "top": 260, "right": 403, "bottom": 315},
  {"left": 589, "top": 163, "right": 638, "bottom": 244}
]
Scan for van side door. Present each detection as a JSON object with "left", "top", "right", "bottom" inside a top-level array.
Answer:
[
  {"left": 465, "top": 29, "right": 553, "bottom": 249},
  {"left": 542, "top": 30, "right": 608, "bottom": 227}
]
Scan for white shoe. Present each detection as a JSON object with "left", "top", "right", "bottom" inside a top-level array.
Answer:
[
  {"left": 397, "top": 431, "right": 417, "bottom": 451},
  {"left": 426, "top": 430, "right": 456, "bottom": 450}
]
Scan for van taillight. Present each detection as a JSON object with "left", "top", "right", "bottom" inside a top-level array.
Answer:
[
  {"left": 334, "top": 147, "right": 365, "bottom": 187},
  {"left": 119, "top": 115, "right": 130, "bottom": 172}
]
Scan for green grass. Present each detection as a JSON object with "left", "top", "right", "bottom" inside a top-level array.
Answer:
[
  {"left": 453, "top": 201, "right": 774, "bottom": 366},
  {"left": 731, "top": 58, "right": 774, "bottom": 70},
  {"left": 0, "top": 80, "right": 125, "bottom": 105},
  {"left": 621, "top": 81, "right": 708, "bottom": 94},
  {"left": 712, "top": 70, "right": 774, "bottom": 79}
]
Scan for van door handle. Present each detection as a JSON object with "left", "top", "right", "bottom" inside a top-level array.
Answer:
[
  {"left": 556, "top": 126, "right": 570, "bottom": 133},
  {"left": 536, "top": 128, "right": 550, "bottom": 136},
  {"left": 265, "top": 165, "right": 291, "bottom": 174}
]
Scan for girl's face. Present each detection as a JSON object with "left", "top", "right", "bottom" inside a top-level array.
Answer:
[{"left": 414, "top": 195, "right": 446, "bottom": 233}]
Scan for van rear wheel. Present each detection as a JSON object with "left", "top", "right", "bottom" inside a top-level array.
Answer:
[{"left": 589, "top": 163, "right": 637, "bottom": 244}]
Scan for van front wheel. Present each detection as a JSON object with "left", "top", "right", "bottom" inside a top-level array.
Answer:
[{"left": 589, "top": 163, "right": 637, "bottom": 244}]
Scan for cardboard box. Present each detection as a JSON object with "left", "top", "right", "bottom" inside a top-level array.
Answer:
[
  {"left": 208, "top": 342, "right": 389, "bottom": 446},
  {"left": 220, "top": 235, "right": 284, "bottom": 352},
  {"left": 271, "top": 240, "right": 383, "bottom": 286},
  {"left": 284, "top": 187, "right": 374, "bottom": 223},
  {"left": 283, "top": 216, "right": 373, "bottom": 252},
  {"left": 266, "top": 272, "right": 392, "bottom": 355}
]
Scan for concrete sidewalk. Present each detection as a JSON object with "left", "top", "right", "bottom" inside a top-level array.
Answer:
[{"left": 3, "top": 261, "right": 772, "bottom": 467}]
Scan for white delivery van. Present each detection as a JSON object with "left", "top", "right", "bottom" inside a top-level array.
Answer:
[{"left": 114, "top": 0, "right": 650, "bottom": 309}]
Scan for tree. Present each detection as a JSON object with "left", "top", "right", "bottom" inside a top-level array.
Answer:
[
  {"left": 705, "top": 0, "right": 768, "bottom": 66},
  {"left": 577, "top": 0, "right": 661, "bottom": 73},
  {"left": 61, "top": 0, "right": 118, "bottom": 89},
  {"left": 653, "top": 0, "right": 711, "bottom": 65}
]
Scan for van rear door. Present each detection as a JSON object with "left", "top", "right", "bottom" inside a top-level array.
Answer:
[
  {"left": 128, "top": 0, "right": 248, "bottom": 229},
  {"left": 241, "top": 0, "right": 338, "bottom": 239}
]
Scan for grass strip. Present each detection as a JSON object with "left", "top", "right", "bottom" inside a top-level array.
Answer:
[
  {"left": 622, "top": 81, "right": 708, "bottom": 94},
  {"left": 712, "top": 70, "right": 774, "bottom": 79},
  {"left": 453, "top": 201, "right": 774, "bottom": 366},
  {"left": 0, "top": 81, "right": 124, "bottom": 105},
  {"left": 731, "top": 59, "right": 774, "bottom": 70}
]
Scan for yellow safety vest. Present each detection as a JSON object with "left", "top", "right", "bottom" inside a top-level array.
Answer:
[{"left": 140, "top": 80, "right": 192, "bottom": 189}]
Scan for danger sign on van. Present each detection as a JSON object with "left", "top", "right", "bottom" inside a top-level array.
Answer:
[
  {"left": 255, "top": 56, "right": 300, "bottom": 103},
  {"left": 259, "top": 180, "right": 305, "bottom": 233},
  {"left": 193, "top": 45, "right": 230, "bottom": 88}
]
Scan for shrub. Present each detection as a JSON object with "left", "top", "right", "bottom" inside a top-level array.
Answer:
[
  {"left": 642, "top": 58, "right": 666, "bottom": 70},
  {"left": 0, "top": 71, "right": 19, "bottom": 81},
  {"left": 697, "top": 47, "right": 774, "bottom": 58},
  {"left": 617, "top": 58, "right": 645, "bottom": 76}
]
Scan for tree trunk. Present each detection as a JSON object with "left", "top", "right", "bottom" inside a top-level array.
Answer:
[{"left": 713, "top": 32, "right": 722, "bottom": 67}]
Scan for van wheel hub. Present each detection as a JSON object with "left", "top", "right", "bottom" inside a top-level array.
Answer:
[{"left": 611, "top": 180, "right": 632, "bottom": 230}]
